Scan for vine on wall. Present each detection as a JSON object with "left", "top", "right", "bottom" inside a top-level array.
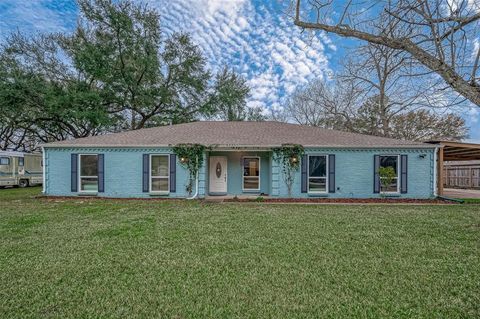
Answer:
[
  {"left": 172, "top": 143, "right": 209, "bottom": 195},
  {"left": 272, "top": 144, "right": 305, "bottom": 197}
]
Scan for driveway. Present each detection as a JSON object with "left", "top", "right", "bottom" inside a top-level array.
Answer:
[{"left": 444, "top": 188, "right": 480, "bottom": 199}]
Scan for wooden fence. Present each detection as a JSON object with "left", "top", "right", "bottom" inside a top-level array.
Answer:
[{"left": 444, "top": 166, "right": 480, "bottom": 189}]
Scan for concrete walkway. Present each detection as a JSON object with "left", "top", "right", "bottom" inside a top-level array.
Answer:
[{"left": 444, "top": 188, "right": 480, "bottom": 199}]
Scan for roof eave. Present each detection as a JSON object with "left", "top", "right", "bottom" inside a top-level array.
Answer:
[{"left": 42, "top": 143, "right": 437, "bottom": 149}]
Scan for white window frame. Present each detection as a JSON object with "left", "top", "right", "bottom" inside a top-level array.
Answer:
[
  {"left": 78, "top": 154, "right": 99, "bottom": 193},
  {"left": 307, "top": 154, "right": 329, "bottom": 194},
  {"left": 0, "top": 157, "right": 10, "bottom": 165},
  {"left": 242, "top": 156, "right": 260, "bottom": 191},
  {"left": 379, "top": 154, "right": 400, "bottom": 194},
  {"left": 149, "top": 154, "right": 170, "bottom": 194}
]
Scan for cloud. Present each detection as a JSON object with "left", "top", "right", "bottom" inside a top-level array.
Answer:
[
  {"left": 0, "top": 0, "right": 76, "bottom": 40},
  {"left": 147, "top": 0, "right": 333, "bottom": 112},
  {"left": 0, "top": 0, "right": 334, "bottom": 115}
]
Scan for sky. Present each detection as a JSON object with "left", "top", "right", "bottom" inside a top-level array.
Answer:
[{"left": 0, "top": 0, "right": 479, "bottom": 140}]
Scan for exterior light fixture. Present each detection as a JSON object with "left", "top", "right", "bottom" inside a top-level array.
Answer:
[
  {"left": 290, "top": 156, "right": 298, "bottom": 164},
  {"left": 180, "top": 157, "right": 188, "bottom": 163}
]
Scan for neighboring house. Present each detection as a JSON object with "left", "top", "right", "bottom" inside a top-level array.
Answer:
[
  {"left": 444, "top": 160, "right": 480, "bottom": 189},
  {"left": 42, "top": 121, "right": 437, "bottom": 199}
]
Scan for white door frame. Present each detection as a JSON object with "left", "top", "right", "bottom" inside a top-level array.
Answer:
[{"left": 209, "top": 156, "right": 228, "bottom": 195}]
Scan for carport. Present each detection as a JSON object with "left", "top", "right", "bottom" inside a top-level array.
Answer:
[{"left": 427, "top": 141, "right": 480, "bottom": 197}]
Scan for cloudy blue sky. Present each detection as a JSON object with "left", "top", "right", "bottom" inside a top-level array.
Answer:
[{"left": 0, "top": 0, "right": 479, "bottom": 139}]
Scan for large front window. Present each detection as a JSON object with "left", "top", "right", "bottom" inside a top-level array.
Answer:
[
  {"left": 308, "top": 155, "right": 327, "bottom": 193},
  {"left": 243, "top": 157, "right": 260, "bottom": 190},
  {"left": 150, "top": 155, "right": 169, "bottom": 192},
  {"left": 380, "top": 155, "right": 399, "bottom": 193},
  {"left": 79, "top": 154, "right": 98, "bottom": 192}
]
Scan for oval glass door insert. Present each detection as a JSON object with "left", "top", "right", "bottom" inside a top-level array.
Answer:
[{"left": 216, "top": 162, "right": 222, "bottom": 178}]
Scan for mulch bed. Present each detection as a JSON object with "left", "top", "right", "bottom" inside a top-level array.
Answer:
[
  {"left": 223, "top": 198, "right": 456, "bottom": 204},
  {"left": 37, "top": 195, "right": 456, "bottom": 204}
]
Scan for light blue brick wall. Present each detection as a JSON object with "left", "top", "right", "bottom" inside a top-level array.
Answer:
[
  {"left": 44, "top": 147, "right": 205, "bottom": 198},
  {"left": 273, "top": 148, "right": 436, "bottom": 199},
  {"left": 45, "top": 147, "right": 436, "bottom": 199}
]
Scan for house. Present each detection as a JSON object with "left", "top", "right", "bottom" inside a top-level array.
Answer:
[{"left": 41, "top": 121, "right": 438, "bottom": 199}]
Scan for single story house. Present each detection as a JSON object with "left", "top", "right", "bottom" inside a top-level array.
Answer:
[{"left": 42, "top": 121, "right": 438, "bottom": 199}]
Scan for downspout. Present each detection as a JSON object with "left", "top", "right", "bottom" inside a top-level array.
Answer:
[
  {"left": 186, "top": 156, "right": 199, "bottom": 200},
  {"left": 433, "top": 146, "right": 438, "bottom": 197},
  {"left": 42, "top": 147, "right": 46, "bottom": 194}
]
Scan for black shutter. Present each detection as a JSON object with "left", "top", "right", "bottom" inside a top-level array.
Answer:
[
  {"left": 71, "top": 154, "right": 78, "bottom": 192},
  {"left": 98, "top": 154, "right": 105, "bottom": 193},
  {"left": 373, "top": 155, "right": 380, "bottom": 194},
  {"left": 301, "top": 155, "right": 308, "bottom": 193},
  {"left": 400, "top": 155, "right": 408, "bottom": 194},
  {"left": 328, "top": 154, "right": 336, "bottom": 193},
  {"left": 142, "top": 154, "right": 149, "bottom": 193},
  {"left": 169, "top": 154, "right": 176, "bottom": 193}
]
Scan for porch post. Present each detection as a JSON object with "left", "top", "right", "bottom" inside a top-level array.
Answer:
[{"left": 438, "top": 147, "right": 444, "bottom": 196}]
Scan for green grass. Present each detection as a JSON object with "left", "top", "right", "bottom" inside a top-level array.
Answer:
[
  {"left": 1, "top": 188, "right": 479, "bottom": 318},
  {"left": 461, "top": 198, "right": 480, "bottom": 204}
]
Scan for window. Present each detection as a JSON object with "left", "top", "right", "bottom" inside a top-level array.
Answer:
[
  {"left": 243, "top": 157, "right": 260, "bottom": 190},
  {"left": 150, "top": 155, "right": 169, "bottom": 192},
  {"left": 18, "top": 158, "right": 24, "bottom": 166},
  {"left": 379, "top": 155, "right": 399, "bottom": 193},
  {"left": 308, "top": 155, "right": 328, "bottom": 193},
  {"left": 0, "top": 157, "right": 10, "bottom": 165},
  {"left": 79, "top": 154, "right": 98, "bottom": 192}
]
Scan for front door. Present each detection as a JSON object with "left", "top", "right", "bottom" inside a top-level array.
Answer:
[{"left": 209, "top": 156, "right": 227, "bottom": 194}]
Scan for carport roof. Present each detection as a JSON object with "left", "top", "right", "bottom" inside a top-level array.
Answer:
[{"left": 427, "top": 140, "right": 480, "bottom": 161}]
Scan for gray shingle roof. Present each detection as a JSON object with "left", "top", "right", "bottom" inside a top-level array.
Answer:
[{"left": 43, "top": 121, "right": 435, "bottom": 148}]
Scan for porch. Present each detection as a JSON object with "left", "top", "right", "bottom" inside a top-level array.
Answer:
[{"left": 206, "top": 150, "right": 273, "bottom": 196}]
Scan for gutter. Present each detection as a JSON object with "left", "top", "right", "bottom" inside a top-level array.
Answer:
[
  {"left": 186, "top": 156, "right": 199, "bottom": 200},
  {"left": 186, "top": 171, "right": 199, "bottom": 200},
  {"left": 433, "top": 146, "right": 438, "bottom": 197},
  {"left": 41, "top": 144, "right": 438, "bottom": 149},
  {"left": 42, "top": 147, "right": 46, "bottom": 194},
  {"left": 437, "top": 195, "right": 464, "bottom": 203}
]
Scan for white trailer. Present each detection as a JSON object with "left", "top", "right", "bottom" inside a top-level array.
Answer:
[{"left": 0, "top": 151, "right": 43, "bottom": 188}]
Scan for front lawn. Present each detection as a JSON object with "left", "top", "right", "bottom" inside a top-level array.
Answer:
[{"left": 1, "top": 188, "right": 479, "bottom": 318}]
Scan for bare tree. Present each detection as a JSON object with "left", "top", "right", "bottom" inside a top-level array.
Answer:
[
  {"left": 340, "top": 42, "right": 456, "bottom": 136},
  {"left": 282, "top": 79, "right": 360, "bottom": 130},
  {"left": 293, "top": 0, "right": 480, "bottom": 106},
  {"left": 390, "top": 109, "right": 468, "bottom": 140},
  {"left": 280, "top": 42, "right": 469, "bottom": 141}
]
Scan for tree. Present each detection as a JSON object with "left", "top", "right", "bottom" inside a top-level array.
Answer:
[
  {"left": 209, "top": 67, "right": 265, "bottom": 121},
  {"left": 340, "top": 43, "right": 448, "bottom": 137},
  {"left": 65, "top": 0, "right": 217, "bottom": 129},
  {"left": 245, "top": 107, "right": 267, "bottom": 121},
  {"left": 281, "top": 81, "right": 469, "bottom": 141},
  {"left": 280, "top": 39, "right": 469, "bottom": 141},
  {"left": 0, "top": 0, "right": 249, "bottom": 150},
  {"left": 282, "top": 79, "right": 358, "bottom": 131},
  {"left": 390, "top": 110, "right": 468, "bottom": 141},
  {"left": 210, "top": 67, "right": 250, "bottom": 121},
  {"left": 1, "top": 34, "right": 116, "bottom": 148},
  {"left": 293, "top": 0, "right": 480, "bottom": 106}
]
